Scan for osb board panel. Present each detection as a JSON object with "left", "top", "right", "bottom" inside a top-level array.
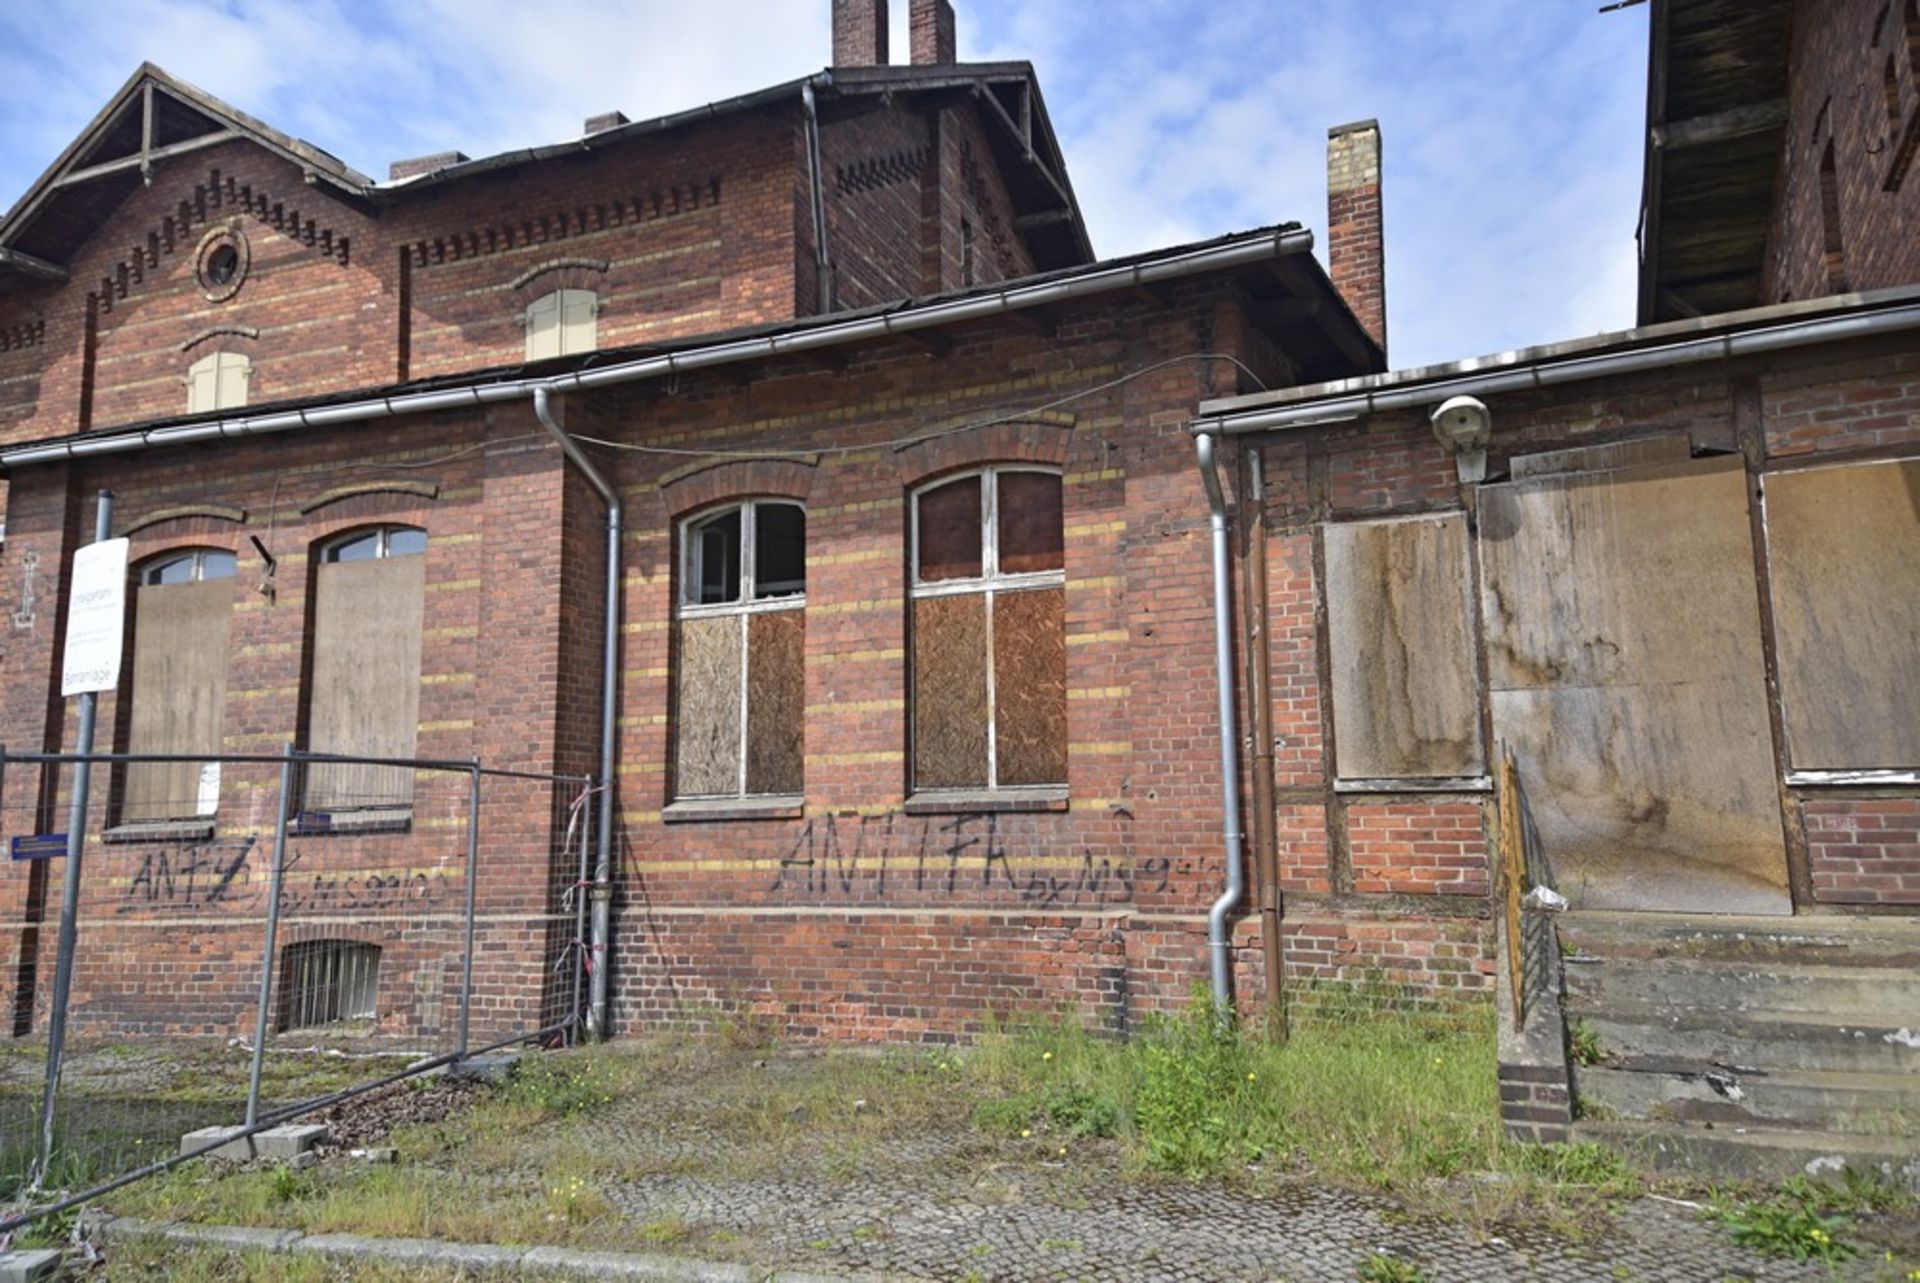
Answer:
[
  {"left": 307, "top": 555, "right": 425, "bottom": 811},
  {"left": 1764, "top": 460, "right": 1920, "bottom": 769},
  {"left": 746, "top": 609, "right": 805, "bottom": 795},
  {"left": 677, "top": 614, "right": 743, "bottom": 796},
  {"left": 123, "top": 577, "right": 234, "bottom": 822},
  {"left": 993, "top": 587, "right": 1067, "bottom": 786},
  {"left": 1478, "top": 456, "right": 1789, "bottom": 914},
  {"left": 913, "top": 593, "right": 988, "bottom": 789},
  {"left": 1325, "top": 513, "right": 1483, "bottom": 779}
]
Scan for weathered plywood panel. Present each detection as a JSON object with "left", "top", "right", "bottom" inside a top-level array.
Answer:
[
  {"left": 1325, "top": 513, "right": 1483, "bottom": 779},
  {"left": 913, "top": 593, "right": 988, "bottom": 789},
  {"left": 745, "top": 609, "right": 805, "bottom": 795},
  {"left": 993, "top": 586, "right": 1067, "bottom": 786},
  {"left": 676, "top": 614, "right": 743, "bottom": 796},
  {"left": 306, "top": 555, "right": 425, "bottom": 811},
  {"left": 1479, "top": 456, "right": 1788, "bottom": 914},
  {"left": 123, "top": 577, "right": 234, "bottom": 821},
  {"left": 1764, "top": 460, "right": 1920, "bottom": 769}
]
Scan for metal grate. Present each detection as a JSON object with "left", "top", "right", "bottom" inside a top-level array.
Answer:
[{"left": 277, "top": 939, "right": 381, "bottom": 1031}]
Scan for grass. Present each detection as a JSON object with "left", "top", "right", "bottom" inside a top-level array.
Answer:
[
  {"left": 95, "top": 1238, "right": 479, "bottom": 1281},
  {"left": 1703, "top": 1171, "right": 1916, "bottom": 1266},
  {"left": 95, "top": 991, "right": 1659, "bottom": 1252}
]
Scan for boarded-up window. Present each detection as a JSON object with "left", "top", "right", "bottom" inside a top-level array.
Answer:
[
  {"left": 525, "top": 289, "right": 597, "bottom": 360},
  {"left": 304, "top": 526, "right": 427, "bottom": 812},
  {"left": 675, "top": 501, "right": 805, "bottom": 798},
  {"left": 911, "top": 468, "right": 1066, "bottom": 791},
  {"left": 121, "top": 549, "right": 238, "bottom": 823},
  {"left": 1325, "top": 513, "right": 1483, "bottom": 779},
  {"left": 1763, "top": 458, "right": 1920, "bottom": 769},
  {"left": 185, "top": 351, "right": 250, "bottom": 414}
]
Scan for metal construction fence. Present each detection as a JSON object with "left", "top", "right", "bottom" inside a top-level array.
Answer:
[{"left": 0, "top": 747, "right": 592, "bottom": 1209}]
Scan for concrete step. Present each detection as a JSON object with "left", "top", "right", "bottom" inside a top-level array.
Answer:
[
  {"left": 1562, "top": 955, "right": 1920, "bottom": 1020},
  {"left": 1573, "top": 1063, "right": 1920, "bottom": 1134},
  {"left": 1576, "top": 1005, "right": 1920, "bottom": 1076},
  {"left": 1575, "top": 1119, "right": 1920, "bottom": 1190},
  {"left": 1557, "top": 911, "right": 1920, "bottom": 970}
]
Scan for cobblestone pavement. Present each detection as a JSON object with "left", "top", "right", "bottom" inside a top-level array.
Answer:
[{"left": 474, "top": 1090, "right": 1912, "bottom": 1283}]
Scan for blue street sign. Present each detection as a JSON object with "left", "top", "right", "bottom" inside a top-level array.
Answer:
[{"left": 10, "top": 834, "right": 68, "bottom": 861}]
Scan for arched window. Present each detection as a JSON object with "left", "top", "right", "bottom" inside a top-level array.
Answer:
[
  {"left": 304, "top": 525, "right": 428, "bottom": 814},
  {"left": 121, "top": 548, "right": 239, "bottom": 825},
  {"left": 674, "top": 501, "right": 806, "bottom": 799},
  {"left": 910, "top": 467, "right": 1066, "bottom": 792},
  {"left": 525, "top": 288, "right": 597, "bottom": 360},
  {"left": 185, "top": 351, "right": 250, "bottom": 414}
]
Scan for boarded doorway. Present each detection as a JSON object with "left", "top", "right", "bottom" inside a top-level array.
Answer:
[{"left": 1477, "top": 455, "right": 1790, "bottom": 914}]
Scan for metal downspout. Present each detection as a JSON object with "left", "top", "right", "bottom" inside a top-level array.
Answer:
[
  {"left": 801, "top": 79, "right": 835, "bottom": 313},
  {"left": 532, "top": 387, "right": 620, "bottom": 1040},
  {"left": 1196, "top": 431, "right": 1246, "bottom": 1017}
]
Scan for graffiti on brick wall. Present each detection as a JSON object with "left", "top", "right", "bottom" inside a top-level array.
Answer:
[
  {"left": 117, "top": 835, "right": 437, "bottom": 915},
  {"left": 767, "top": 810, "right": 1168, "bottom": 906}
]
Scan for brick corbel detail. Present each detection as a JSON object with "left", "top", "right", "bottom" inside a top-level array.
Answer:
[{"left": 507, "top": 258, "right": 611, "bottom": 308}]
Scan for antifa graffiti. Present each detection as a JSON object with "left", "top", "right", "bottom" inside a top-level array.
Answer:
[
  {"left": 766, "top": 810, "right": 1170, "bottom": 906},
  {"left": 117, "top": 836, "right": 438, "bottom": 915}
]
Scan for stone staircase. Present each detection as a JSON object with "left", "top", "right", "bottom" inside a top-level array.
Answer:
[{"left": 1556, "top": 911, "right": 1920, "bottom": 1186}]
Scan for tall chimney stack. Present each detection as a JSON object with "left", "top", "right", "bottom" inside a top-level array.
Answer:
[
  {"left": 1326, "top": 119, "right": 1387, "bottom": 355},
  {"left": 832, "top": 0, "right": 889, "bottom": 67},
  {"left": 910, "top": 0, "right": 956, "bottom": 64}
]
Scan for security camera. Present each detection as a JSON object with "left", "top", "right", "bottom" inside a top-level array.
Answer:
[{"left": 1430, "top": 395, "right": 1491, "bottom": 485}]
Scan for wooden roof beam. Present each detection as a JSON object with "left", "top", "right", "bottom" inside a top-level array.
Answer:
[
  {"left": 1652, "top": 99, "right": 1787, "bottom": 151},
  {"left": 0, "top": 247, "right": 69, "bottom": 283}
]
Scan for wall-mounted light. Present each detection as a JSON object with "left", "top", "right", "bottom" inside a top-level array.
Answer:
[{"left": 1430, "top": 395, "right": 1492, "bottom": 485}]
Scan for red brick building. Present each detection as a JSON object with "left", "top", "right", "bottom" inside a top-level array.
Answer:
[{"left": 0, "top": 1, "right": 1914, "bottom": 1179}]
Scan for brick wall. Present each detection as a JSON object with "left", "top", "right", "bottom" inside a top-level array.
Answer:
[
  {"left": 1763, "top": 0, "right": 1920, "bottom": 303},
  {"left": 1804, "top": 798, "right": 1920, "bottom": 906}
]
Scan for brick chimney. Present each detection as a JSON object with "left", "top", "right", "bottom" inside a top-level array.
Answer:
[
  {"left": 832, "top": 0, "right": 889, "bottom": 66},
  {"left": 1326, "top": 119, "right": 1386, "bottom": 355},
  {"left": 388, "top": 150, "right": 469, "bottom": 182},
  {"left": 910, "top": 0, "right": 956, "bottom": 64}
]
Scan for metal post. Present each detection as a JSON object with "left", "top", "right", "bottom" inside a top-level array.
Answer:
[
  {"left": 456, "top": 762, "right": 480, "bottom": 1060},
  {"left": 245, "top": 745, "right": 297, "bottom": 1128},
  {"left": 33, "top": 490, "right": 113, "bottom": 1190}
]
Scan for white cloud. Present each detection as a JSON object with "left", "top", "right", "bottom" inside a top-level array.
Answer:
[{"left": 1, "top": 0, "right": 1648, "bottom": 368}]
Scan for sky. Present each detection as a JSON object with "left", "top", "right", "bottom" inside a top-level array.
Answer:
[{"left": 0, "top": 1, "right": 1650, "bottom": 372}]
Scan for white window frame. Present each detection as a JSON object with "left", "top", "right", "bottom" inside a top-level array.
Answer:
[
  {"left": 322, "top": 524, "right": 427, "bottom": 563},
  {"left": 674, "top": 499, "right": 807, "bottom": 799},
  {"left": 909, "top": 465, "right": 1066, "bottom": 792},
  {"left": 140, "top": 548, "right": 238, "bottom": 586},
  {"left": 185, "top": 351, "right": 251, "bottom": 414},
  {"left": 525, "top": 288, "right": 599, "bottom": 361}
]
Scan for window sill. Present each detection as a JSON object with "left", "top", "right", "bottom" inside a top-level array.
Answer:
[
  {"left": 293, "top": 809, "right": 412, "bottom": 836},
  {"left": 104, "top": 820, "right": 216, "bottom": 844},
  {"left": 903, "top": 788, "right": 1068, "bottom": 816},
  {"left": 663, "top": 796, "right": 806, "bottom": 823}
]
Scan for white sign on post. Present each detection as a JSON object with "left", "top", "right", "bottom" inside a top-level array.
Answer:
[{"left": 60, "top": 537, "right": 130, "bottom": 697}]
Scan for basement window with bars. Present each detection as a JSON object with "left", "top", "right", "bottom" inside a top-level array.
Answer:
[
  {"left": 910, "top": 467, "right": 1067, "bottom": 794},
  {"left": 673, "top": 501, "right": 806, "bottom": 801},
  {"left": 277, "top": 939, "right": 380, "bottom": 1031}
]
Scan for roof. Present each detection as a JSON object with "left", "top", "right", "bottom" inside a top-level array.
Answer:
[
  {"left": 1196, "top": 283, "right": 1920, "bottom": 430},
  {"left": 1636, "top": 0, "right": 1795, "bottom": 325},
  {"left": 1, "top": 221, "right": 1385, "bottom": 467},
  {"left": 0, "top": 59, "right": 1095, "bottom": 289}
]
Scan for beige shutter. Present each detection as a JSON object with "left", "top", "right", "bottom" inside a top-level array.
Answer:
[
  {"left": 525, "top": 292, "right": 562, "bottom": 360},
  {"left": 214, "top": 353, "right": 250, "bottom": 409},
  {"left": 185, "top": 354, "right": 220, "bottom": 414},
  {"left": 558, "top": 289, "right": 598, "bottom": 354},
  {"left": 123, "top": 577, "right": 235, "bottom": 822},
  {"left": 305, "top": 554, "right": 426, "bottom": 811}
]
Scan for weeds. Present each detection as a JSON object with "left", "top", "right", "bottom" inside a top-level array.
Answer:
[
  {"left": 1358, "top": 1252, "right": 1428, "bottom": 1282},
  {"left": 1567, "top": 1019, "right": 1604, "bottom": 1067},
  {"left": 504, "top": 1051, "right": 618, "bottom": 1117},
  {"left": 1706, "top": 1195, "right": 1856, "bottom": 1263}
]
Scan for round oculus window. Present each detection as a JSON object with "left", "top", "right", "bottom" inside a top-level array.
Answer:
[{"left": 195, "top": 228, "right": 250, "bottom": 301}]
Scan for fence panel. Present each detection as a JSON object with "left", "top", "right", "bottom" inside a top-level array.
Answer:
[{"left": 0, "top": 750, "right": 588, "bottom": 1203}]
